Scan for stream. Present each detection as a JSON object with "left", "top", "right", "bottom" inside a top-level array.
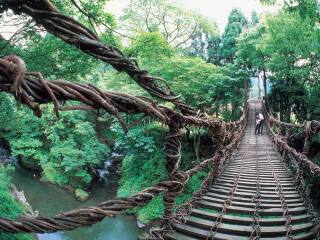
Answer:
[{"left": 1, "top": 147, "right": 145, "bottom": 240}]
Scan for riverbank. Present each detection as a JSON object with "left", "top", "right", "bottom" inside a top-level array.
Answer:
[
  {"left": 0, "top": 144, "right": 146, "bottom": 240},
  {"left": 13, "top": 160, "right": 146, "bottom": 240},
  {"left": 13, "top": 168, "right": 144, "bottom": 240},
  {"left": 0, "top": 163, "right": 35, "bottom": 240}
]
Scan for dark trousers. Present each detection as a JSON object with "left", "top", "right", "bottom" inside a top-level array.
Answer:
[
  {"left": 255, "top": 121, "right": 264, "bottom": 135},
  {"left": 255, "top": 123, "right": 260, "bottom": 135},
  {"left": 259, "top": 120, "right": 264, "bottom": 134}
]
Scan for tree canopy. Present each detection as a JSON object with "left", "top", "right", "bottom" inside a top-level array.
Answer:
[
  {"left": 120, "top": 0, "right": 218, "bottom": 48},
  {"left": 219, "top": 8, "right": 249, "bottom": 63}
]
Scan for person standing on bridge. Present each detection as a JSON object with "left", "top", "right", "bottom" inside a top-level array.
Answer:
[
  {"left": 258, "top": 112, "right": 264, "bottom": 135},
  {"left": 255, "top": 112, "right": 261, "bottom": 135}
]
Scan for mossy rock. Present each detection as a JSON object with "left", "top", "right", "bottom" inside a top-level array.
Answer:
[{"left": 75, "top": 188, "right": 89, "bottom": 201}]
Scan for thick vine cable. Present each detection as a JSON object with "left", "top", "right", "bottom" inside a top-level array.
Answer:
[
  {"left": 0, "top": 0, "right": 195, "bottom": 115},
  {"left": 0, "top": 55, "right": 248, "bottom": 233}
]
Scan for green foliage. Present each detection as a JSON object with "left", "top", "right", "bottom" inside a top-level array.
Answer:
[
  {"left": 21, "top": 35, "right": 103, "bottom": 81},
  {"left": 213, "top": 64, "right": 249, "bottom": 121},
  {"left": 121, "top": 0, "right": 218, "bottom": 48},
  {"left": 237, "top": 9, "right": 319, "bottom": 122},
  {"left": 237, "top": 25, "right": 266, "bottom": 70},
  {"left": 150, "top": 56, "right": 220, "bottom": 111},
  {"left": 114, "top": 122, "right": 167, "bottom": 195},
  {"left": 126, "top": 32, "right": 174, "bottom": 63},
  {"left": 135, "top": 195, "right": 164, "bottom": 223},
  {"left": 187, "top": 16, "right": 219, "bottom": 61},
  {"left": 0, "top": 165, "right": 25, "bottom": 218},
  {"left": 114, "top": 122, "right": 167, "bottom": 221},
  {"left": 207, "top": 35, "right": 222, "bottom": 65},
  {"left": 1, "top": 0, "right": 120, "bottom": 82},
  {"left": 262, "top": 12, "right": 318, "bottom": 121},
  {"left": 146, "top": 56, "right": 248, "bottom": 119},
  {"left": 52, "top": 0, "right": 119, "bottom": 42},
  {"left": 251, "top": 11, "right": 260, "bottom": 26},
  {"left": 261, "top": 0, "right": 320, "bottom": 23},
  {"left": 309, "top": 83, "right": 320, "bottom": 119},
  {"left": 175, "top": 171, "right": 208, "bottom": 206},
  {"left": 0, "top": 165, "right": 33, "bottom": 240},
  {"left": 0, "top": 95, "right": 110, "bottom": 189},
  {"left": 43, "top": 112, "right": 109, "bottom": 187},
  {"left": 219, "top": 8, "right": 249, "bottom": 63}
]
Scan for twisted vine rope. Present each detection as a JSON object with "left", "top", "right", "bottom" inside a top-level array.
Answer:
[
  {"left": 266, "top": 106, "right": 320, "bottom": 156},
  {"left": 0, "top": 53, "right": 247, "bottom": 233},
  {"left": 263, "top": 103, "right": 320, "bottom": 175},
  {"left": 0, "top": 0, "right": 194, "bottom": 115},
  {"left": 0, "top": 56, "right": 227, "bottom": 130}
]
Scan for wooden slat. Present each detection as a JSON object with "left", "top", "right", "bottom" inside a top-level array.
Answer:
[
  {"left": 204, "top": 192, "right": 303, "bottom": 204},
  {"left": 213, "top": 182, "right": 296, "bottom": 191},
  {"left": 221, "top": 174, "right": 292, "bottom": 181},
  {"left": 217, "top": 176, "right": 293, "bottom": 183},
  {"left": 197, "top": 200, "right": 307, "bottom": 216},
  {"left": 191, "top": 209, "right": 310, "bottom": 226},
  {"left": 184, "top": 216, "right": 313, "bottom": 237},
  {"left": 208, "top": 188, "right": 301, "bottom": 199},
  {"left": 202, "top": 196, "right": 304, "bottom": 209},
  {"left": 170, "top": 223, "right": 314, "bottom": 240}
]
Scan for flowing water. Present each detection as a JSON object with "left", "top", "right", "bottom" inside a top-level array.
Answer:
[
  {"left": 97, "top": 152, "right": 122, "bottom": 183},
  {"left": 0, "top": 147, "right": 145, "bottom": 240}
]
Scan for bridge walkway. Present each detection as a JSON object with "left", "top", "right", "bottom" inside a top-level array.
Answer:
[{"left": 166, "top": 100, "right": 315, "bottom": 240}]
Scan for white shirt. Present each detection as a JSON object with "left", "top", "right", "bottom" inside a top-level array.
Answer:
[{"left": 258, "top": 113, "right": 264, "bottom": 120}]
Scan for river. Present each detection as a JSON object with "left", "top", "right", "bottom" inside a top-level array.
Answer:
[{"left": 2, "top": 149, "right": 146, "bottom": 240}]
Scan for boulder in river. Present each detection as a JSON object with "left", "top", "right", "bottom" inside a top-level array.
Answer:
[{"left": 75, "top": 188, "right": 89, "bottom": 201}]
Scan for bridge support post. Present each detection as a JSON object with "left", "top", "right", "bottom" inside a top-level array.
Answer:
[{"left": 162, "top": 118, "right": 186, "bottom": 227}]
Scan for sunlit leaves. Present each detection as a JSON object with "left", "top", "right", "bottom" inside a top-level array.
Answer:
[
  {"left": 125, "top": 32, "right": 174, "bottom": 63},
  {"left": 120, "top": 0, "right": 217, "bottom": 48},
  {"left": 220, "top": 8, "right": 249, "bottom": 63}
]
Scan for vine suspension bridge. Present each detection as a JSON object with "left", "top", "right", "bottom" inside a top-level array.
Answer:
[
  {"left": 166, "top": 100, "right": 318, "bottom": 240},
  {"left": 0, "top": 0, "right": 320, "bottom": 239}
]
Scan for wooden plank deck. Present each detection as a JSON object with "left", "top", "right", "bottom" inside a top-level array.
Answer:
[{"left": 165, "top": 100, "right": 316, "bottom": 240}]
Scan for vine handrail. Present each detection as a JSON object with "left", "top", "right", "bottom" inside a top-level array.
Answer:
[
  {"left": 262, "top": 101, "right": 320, "bottom": 238},
  {"left": 0, "top": 55, "right": 248, "bottom": 234},
  {"left": 262, "top": 102, "right": 320, "bottom": 156}
]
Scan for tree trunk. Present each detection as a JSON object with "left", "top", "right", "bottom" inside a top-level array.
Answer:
[
  {"left": 215, "top": 104, "right": 219, "bottom": 118},
  {"left": 263, "top": 69, "right": 267, "bottom": 98},
  {"left": 193, "top": 133, "right": 201, "bottom": 162}
]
